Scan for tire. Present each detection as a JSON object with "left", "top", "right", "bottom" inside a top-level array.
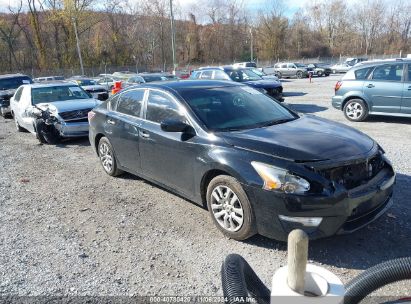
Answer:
[
  {"left": 97, "top": 137, "right": 123, "bottom": 176},
  {"left": 343, "top": 99, "right": 369, "bottom": 122},
  {"left": 296, "top": 71, "right": 303, "bottom": 79},
  {"left": 317, "top": 71, "right": 323, "bottom": 77},
  {"left": 276, "top": 72, "right": 282, "bottom": 79},
  {"left": 206, "top": 175, "right": 256, "bottom": 241},
  {"left": 14, "top": 115, "right": 25, "bottom": 132},
  {"left": 1, "top": 107, "right": 10, "bottom": 118}
]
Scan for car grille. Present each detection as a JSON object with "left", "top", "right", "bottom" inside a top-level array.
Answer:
[
  {"left": 59, "top": 108, "right": 92, "bottom": 121},
  {"left": 315, "top": 153, "right": 386, "bottom": 190}
]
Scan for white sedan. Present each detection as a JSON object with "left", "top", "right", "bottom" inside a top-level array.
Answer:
[{"left": 10, "top": 83, "right": 99, "bottom": 138}]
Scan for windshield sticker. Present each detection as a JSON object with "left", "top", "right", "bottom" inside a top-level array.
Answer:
[{"left": 241, "top": 86, "right": 262, "bottom": 94}]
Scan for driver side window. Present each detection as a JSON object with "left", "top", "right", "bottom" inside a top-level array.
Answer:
[
  {"left": 145, "top": 90, "right": 186, "bottom": 124},
  {"left": 14, "top": 87, "right": 24, "bottom": 102}
]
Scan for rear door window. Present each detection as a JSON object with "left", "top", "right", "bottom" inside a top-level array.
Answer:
[
  {"left": 199, "top": 71, "right": 213, "bottom": 79},
  {"left": 371, "top": 64, "right": 404, "bottom": 81},
  {"left": 213, "top": 70, "right": 230, "bottom": 80},
  {"left": 116, "top": 89, "right": 145, "bottom": 117}
]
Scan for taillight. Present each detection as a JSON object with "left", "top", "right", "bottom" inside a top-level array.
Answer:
[
  {"left": 335, "top": 81, "right": 342, "bottom": 92},
  {"left": 88, "top": 111, "right": 96, "bottom": 121}
]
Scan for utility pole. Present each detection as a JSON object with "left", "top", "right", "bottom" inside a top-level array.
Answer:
[
  {"left": 72, "top": 17, "right": 84, "bottom": 76},
  {"left": 169, "top": 0, "right": 177, "bottom": 74},
  {"left": 250, "top": 27, "right": 253, "bottom": 62}
]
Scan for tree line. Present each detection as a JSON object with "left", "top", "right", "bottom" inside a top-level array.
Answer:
[{"left": 0, "top": 0, "right": 410, "bottom": 75}]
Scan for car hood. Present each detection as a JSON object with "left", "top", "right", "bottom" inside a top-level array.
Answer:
[
  {"left": 244, "top": 79, "right": 282, "bottom": 89},
  {"left": 261, "top": 75, "right": 279, "bottom": 81},
  {"left": 38, "top": 99, "right": 98, "bottom": 112},
  {"left": 218, "top": 115, "right": 375, "bottom": 161},
  {"left": 0, "top": 89, "right": 16, "bottom": 98}
]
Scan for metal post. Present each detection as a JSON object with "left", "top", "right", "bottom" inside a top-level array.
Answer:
[
  {"left": 250, "top": 28, "right": 253, "bottom": 62},
  {"left": 72, "top": 17, "right": 84, "bottom": 76},
  {"left": 169, "top": 0, "right": 176, "bottom": 74}
]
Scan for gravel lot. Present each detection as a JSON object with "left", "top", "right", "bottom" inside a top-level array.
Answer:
[{"left": 1, "top": 75, "right": 410, "bottom": 300}]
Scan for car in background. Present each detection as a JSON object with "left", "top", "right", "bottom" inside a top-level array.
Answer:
[
  {"left": 0, "top": 73, "right": 33, "bottom": 117},
  {"left": 33, "top": 76, "right": 65, "bottom": 82},
  {"left": 233, "top": 62, "right": 257, "bottom": 68},
  {"left": 247, "top": 68, "right": 280, "bottom": 81},
  {"left": 307, "top": 63, "right": 332, "bottom": 77},
  {"left": 273, "top": 62, "right": 309, "bottom": 79},
  {"left": 112, "top": 71, "right": 138, "bottom": 80},
  {"left": 330, "top": 63, "right": 351, "bottom": 74},
  {"left": 88, "top": 80, "right": 395, "bottom": 241},
  {"left": 190, "top": 66, "right": 284, "bottom": 101},
  {"left": 97, "top": 76, "right": 121, "bottom": 90},
  {"left": 69, "top": 77, "right": 109, "bottom": 100},
  {"left": 332, "top": 59, "right": 411, "bottom": 121},
  {"left": 346, "top": 57, "right": 368, "bottom": 66},
  {"left": 11, "top": 83, "right": 100, "bottom": 137}
]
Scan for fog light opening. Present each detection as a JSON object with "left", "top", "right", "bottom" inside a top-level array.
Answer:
[{"left": 278, "top": 215, "right": 323, "bottom": 227}]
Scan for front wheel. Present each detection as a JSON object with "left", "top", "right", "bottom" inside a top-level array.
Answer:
[
  {"left": 317, "top": 71, "right": 323, "bottom": 77},
  {"left": 207, "top": 175, "right": 256, "bottom": 241},
  {"left": 296, "top": 71, "right": 303, "bottom": 79},
  {"left": 343, "top": 99, "right": 369, "bottom": 122},
  {"left": 98, "top": 137, "right": 123, "bottom": 176},
  {"left": 276, "top": 72, "right": 282, "bottom": 79}
]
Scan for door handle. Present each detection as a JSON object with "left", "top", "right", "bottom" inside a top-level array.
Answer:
[
  {"left": 107, "top": 119, "right": 115, "bottom": 125},
  {"left": 366, "top": 84, "right": 375, "bottom": 88},
  {"left": 141, "top": 131, "right": 150, "bottom": 139}
]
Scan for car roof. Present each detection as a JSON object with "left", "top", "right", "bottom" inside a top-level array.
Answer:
[
  {"left": 123, "top": 80, "right": 241, "bottom": 92},
  {"left": 355, "top": 58, "right": 411, "bottom": 67},
  {"left": 22, "top": 82, "right": 78, "bottom": 88},
  {"left": 0, "top": 73, "right": 30, "bottom": 79}
]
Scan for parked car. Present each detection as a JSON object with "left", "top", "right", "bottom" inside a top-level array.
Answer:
[
  {"left": 89, "top": 80, "right": 395, "bottom": 241},
  {"left": 274, "top": 62, "right": 309, "bottom": 79},
  {"left": 11, "top": 83, "right": 100, "bottom": 138},
  {"left": 332, "top": 59, "right": 411, "bottom": 121},
  {"left": 190, "top": 67, "right": 284, "bottom": 101},
  {"left": 233, "top": 62, "right": 257, "bottom": 68},
  {"left": 0, "top": 73, "right": 33, "bottom": 117},
  {"left": 96, "top": 76, "right": 121, "bottom": 91},
  {"left": 33, "top": 76, "right": 65, "bottom": 82},
  {"left": 330, "top": 63, "right": 352, "bottom": 74},
  {"left": 307, "top": 63, "right": 332, "bottom": 77},
  {"left": 112, "top": 71, "right": 138, "bottom": 80},
  {"left": 69, "top": 77, "right": 109, "bottom": 100},
  {"left": 346, "top": 57, "right": 368, "bottom": 66}
]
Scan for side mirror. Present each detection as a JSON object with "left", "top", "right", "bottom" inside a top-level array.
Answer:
[
  {"left": 97, "top": 92, "right": 109, "bottom": 101},
  {"left": 161, "top": 119, "right": 194, "bottom": 134}
]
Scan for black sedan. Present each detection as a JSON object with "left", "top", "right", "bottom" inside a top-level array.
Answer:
[{"left": 88, "top": 80, "right": 395, "bottom": 241}]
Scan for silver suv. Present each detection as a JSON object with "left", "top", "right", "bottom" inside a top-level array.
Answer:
[
  {"left": 332, "top": 59, "right": 411, "bottom": 121},
  {"left": 274, "top": 62, "right": 309, "bottom": 79}
]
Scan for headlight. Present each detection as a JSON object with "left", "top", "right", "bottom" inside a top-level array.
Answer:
[{"left": 251, "top": 161, "right": 310, "bottom": 194}]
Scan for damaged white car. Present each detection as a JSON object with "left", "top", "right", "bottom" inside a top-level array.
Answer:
[{"left": 10, "top": 83, "right": 100, "bottom": 143}]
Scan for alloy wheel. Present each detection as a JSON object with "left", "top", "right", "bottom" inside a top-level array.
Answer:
[
  {"left": 346, "top": 102, "right": 364, "bottom": 119},
  {"left": 99, "top": 142, "right": 113, "bottom": 173},
  {"left": 210, "top": 185, "right": 244, "bottom": 232}
]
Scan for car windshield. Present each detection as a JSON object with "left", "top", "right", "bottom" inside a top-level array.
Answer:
[
  {"left": 178, "top": 85, "right": 297, "bottom": 131},
  {"left": 32, "top": 86, "right": 90, "bottom": 104},
  {"left": 0, "top": 77, "right": 32, "bottom": 90},
  {"left": 251, "top": 69, "right": 265, "bottom": 76},
  {"left": 227, "top": 69, "right": 262, "bottom": 82},
  {"left": 74, "top": 79, "right": 96, "bottom": 86}
]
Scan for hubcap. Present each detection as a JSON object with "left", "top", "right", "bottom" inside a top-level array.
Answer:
[
  {"left": 346, "top": 102, "right": 364, "bottom": 119},
  {"left": 210, "top": 185, "right": 244, "bottom": 232},
  {"left": 99, "top": 142, "right": 113, "bottom": 173}
]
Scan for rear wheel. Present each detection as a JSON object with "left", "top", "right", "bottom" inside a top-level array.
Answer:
[
  {"left": 97, "top": 137, "right": 123, "bottom": 176},
  {"left": 343, "top": 99, "right": 369, "bottom": 122},
  {"left": 206, "top": 175, "right": 256, "bottom": 240},
  {"left": 276, "top": 72, "right": 282, "bottom": 79},
  {"left": 296, "top": 71, "right": 303, "bottom": 79},
  {"left": 317, "top": 71, "right": 323, "bottom": 77}
]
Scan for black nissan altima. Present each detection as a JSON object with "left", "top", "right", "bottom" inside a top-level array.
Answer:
[{"left": 88, "top": 80, "right": 395, "bottom": 241}]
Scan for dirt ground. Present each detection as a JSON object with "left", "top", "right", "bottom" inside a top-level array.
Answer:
[{"left": 0, "top": 75, "right": 410, "bottom": 300}]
